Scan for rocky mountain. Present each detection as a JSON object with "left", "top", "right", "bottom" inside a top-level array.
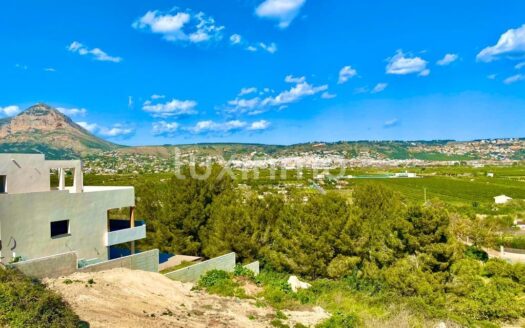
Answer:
[{"left": 0, "top": 103, "right": 118, "bottom": 158}]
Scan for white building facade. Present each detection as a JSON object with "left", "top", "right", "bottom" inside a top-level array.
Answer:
[{"left": 0, "top": 154, "right": 146, "bottom": 265}]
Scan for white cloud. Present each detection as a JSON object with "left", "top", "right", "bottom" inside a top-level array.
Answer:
[
  {"left": 437, "top": 53, "right": 459, "bottom": 66},
  {"left": 386, "top": 50, "right": 429, "bottom": 76},
  {"left": 239, "top": 87, "right": 258, "bottom": 96},
  {"left": 419, "top": 69, "right": 430, "bottom": 77},
  {"left": 321, "top": 91, "right": 336, "bottom": 99},
  {"left": 261, "top": 78, "right": 328, "bottom": 107},
  {"left": 383, "top": 118, "right": 399, "bottom": 128},
  {"left": 77, "top": 122, "right": 134, "bottom": 137},
  {"left": 15, "top": 64, "right": 28, "bottom": 70},
  {"left": 232, "top": 38, "right": 278, "bottom": 54},
  {"left": 44, "top": 67, "right": 56, "bottom": 72},
  {"left": 371, "top": 83, "right": 388, "bottom": 94},
  {"left": 57, "top": 107, "right": 87, "bottom": 117},
  {"left": 259, "top": 42, "right": 278, "bottom": 54},
  {"left": 230, "top": 34, "right": 242, "bottom": 45},
  {"left": 338, "top": 66, "right": 357, "bottom": 84},
  {"left": 225, "top": 76, "right": 327, "bottom": 114},
  {"left": 0, "top": 105, "right": 21, "bottom": 117},
  {"left": 186, "top": 119, "right": 270, "bottom": 134},
  {"left": 516, "top": 62, "right": 525, "bottom": 70},
  {"left": 133, "top": 11, "right": 190, "bottom": 40},
  {"left": 227, "top": 98, "right": 261, "bottom": 113},
  {"left": 133, "top": 9, "right": 224, "bottom": 44},
  {"left": 67, "top": 41, "right": 122, "bottom": 63},
  {"left": 99, "top": 124, "right": 134, "bottom": 137},
  {"left": 503, "top": 74, "right": 525, "bottom": 85},
  {"left": 487, "top": 74, "right": 497, "bottom": 80},
  {"left": 152, "top": 121, "right": 180, "bottom": 137},
  {"left": 151, "top": 94, "right": 166, "bottom": 99},
  {"left": 248, "top": 120, "right": 271, "bottom": 131},
  {"left": 285, "top": 75, "right": 306, "bottom": 83},
  {"left": 77, "top": 122, "right": 98, "bottom": 133},
  {"left": 188, "top": 120, "right": 247, "bottom": 134},
  {"left": 143, "top": 99, "right": 198, "bottom": 118},
  {"left": 477, "top": 24, "right": 525, "bottom": 62},
  {"left": 255, "top": 0, "right": 306, "bottom": 29}
]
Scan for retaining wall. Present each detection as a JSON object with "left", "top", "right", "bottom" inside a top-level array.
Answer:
[
  {"left": 10, "top": 249, "right": 159, "bottom": 279},
  {"left": 165, "top": 252, "right": 236, "bottom": 283},
  {"left": 80, "top": 249, "right": 159, "bottom": 273},
  {"left": 243, "top": 261, "right": 260, "bottom": 276},
  {"left": 10, "top": 252, "right": 77, "bottom": 279}
]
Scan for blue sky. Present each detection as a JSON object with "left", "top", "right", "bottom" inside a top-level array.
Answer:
[{"left": 1, "top": 0, "right": 525, "bottom": 145}]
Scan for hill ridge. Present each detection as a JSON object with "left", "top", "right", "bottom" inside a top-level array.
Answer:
[{"left": 0, "top": 103, "right": 118, "bottom": 158}]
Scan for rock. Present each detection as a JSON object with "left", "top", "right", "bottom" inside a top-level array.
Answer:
[
  {"left": 288, "top": 275, "right": 311, "bottom": 292},
  {"left": 436, "top": 321, "right": 446, "bottom": 328}
]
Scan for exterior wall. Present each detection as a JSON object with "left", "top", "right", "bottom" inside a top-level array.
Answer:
[
  {"left": 0, "top": 187, "right": 135, "bottom": 263},
  {"left": 0, "top": 154, "right": 50, "bottom": 194},
  {"left": 10, "top": 249, "right": 159, "bottom": 279},
  {"left": 10, "top": 252, "right": 77, "bottom": 279},
  {"left": 243, "top": 261, "right": 260, "bottom": 276},
  {"left": 80, "top": 249, "right": 159, "bottom": 273},
  {"left": 164, "top": 252, "right": 236, "bottom": 283}
]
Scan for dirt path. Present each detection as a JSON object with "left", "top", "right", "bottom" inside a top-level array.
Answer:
[{"left": 45, "top": 268, "right": 329, "bottom": 328}]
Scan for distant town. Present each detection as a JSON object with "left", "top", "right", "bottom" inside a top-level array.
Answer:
[{"left": 83, "top": 138, "right": 525, "bottom": 174}]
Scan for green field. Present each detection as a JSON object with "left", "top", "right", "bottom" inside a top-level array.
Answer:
[
  {"left": 78, "top": 165, "right": 525, "bottom": 213},
  {"left": 347, "top": 176, "right": 525, "bottom": 205}
]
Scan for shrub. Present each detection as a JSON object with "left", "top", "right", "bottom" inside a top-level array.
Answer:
[
  {"left": 0, "top": 268, "right": 80, "bottom": 327},
  {"left": 465, "top": 246, "right": 489, "bottom": 262},
  {"left": 317, "top": 312, "right": 358, "bottom": 328},
  {"left": 327, "top": 256, "right": 360, "bottom": 279},
  {"left": 196, "top": 270, "right": 247, "bottom": 298},
  {"left": 233, "top": 264, "right": 255, "bottom": 280}
]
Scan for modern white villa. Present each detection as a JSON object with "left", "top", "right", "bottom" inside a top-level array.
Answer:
[{"left": 0, "top": 154, "right": 147, "bottom": 268}]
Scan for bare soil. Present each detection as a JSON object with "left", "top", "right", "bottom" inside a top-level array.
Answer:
[{"left": 45, "top": 268, "right": 329, "bottom": 328}]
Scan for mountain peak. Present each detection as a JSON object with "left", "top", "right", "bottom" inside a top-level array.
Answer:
[
  {"left": 0, "top": 103, "right": 118, "bottom": 158},
  {"left": 21, "top": 103, "right": 65, "bottom": 118}
]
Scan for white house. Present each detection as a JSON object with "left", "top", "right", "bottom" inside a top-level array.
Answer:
[
  {"left": 0, "top": 154, "right": 147, "bottom": 266},
  {"left": 393, "top": 171, "right": 417, "bottom": 178},
  {"left": 494, "top": 194, "right": 513, "bottom": 205}
]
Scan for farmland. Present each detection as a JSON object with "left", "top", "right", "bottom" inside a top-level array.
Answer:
[{"left": 78, "top": 164, "right": 525, "bottom": 214}]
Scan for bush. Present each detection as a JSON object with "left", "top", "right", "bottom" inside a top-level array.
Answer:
[
  {"left": 0, "top": 268, "right": 81, "bottom": 327},
  {"left": 317, "top": 312, "right": 358, "bottom": 328},
  {"left": 197, "top": 270, "right": 247, "bottom": 298},
  {"left": 233, "top": 264, "right": 255, "bottom": 280},
  {"left": 327, "top": 256, "right": 360, "bottom": 279},
  {"left": 465, "top": 246, "right": 489, "bottom": 262}
]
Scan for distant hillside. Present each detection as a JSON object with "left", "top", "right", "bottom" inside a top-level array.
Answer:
[
  {"left": 1, "top": 104, "right": 523, "bottom": 161},
  {"left": 0, "top": 103, "right": 119, "bottom": 158},
  {"left": 115, "top": 140, "right": 476, "bottom": 161}
]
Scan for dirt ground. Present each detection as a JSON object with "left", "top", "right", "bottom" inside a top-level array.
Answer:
[{"left": 45, "top": 268, "right": 329, "bottom": 328}]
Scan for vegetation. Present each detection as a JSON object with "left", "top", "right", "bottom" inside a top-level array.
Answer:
[
  {"left": 130, "top": 166, "right": 525, "bottom": 326},
  {"left": 196, "top": 269, "right": 248, "bottom": 298},
  {"left": 0, "top": 267, "right": 81, "bottom": 327}
]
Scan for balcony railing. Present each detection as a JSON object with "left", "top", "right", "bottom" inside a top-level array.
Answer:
[{"left": 105, "top": 224, "right": 146, "bottom": 247}]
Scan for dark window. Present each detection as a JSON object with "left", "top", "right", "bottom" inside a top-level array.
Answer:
[
  {"left": 0, "top": 175, "right": 6, "bottom": 193},
  {"left": 51, "top": 220, "right": 70, "bottom": 238}
]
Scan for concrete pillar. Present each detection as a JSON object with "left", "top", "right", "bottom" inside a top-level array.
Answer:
[
  {"left": 130, "top": 206, "right": 136, "bottom": 254},
  {"left": 72, "top": 165, "right": 84, "bottom": 193},
  {"left": 58, "top": 168, "right": 65, "bottom": 190}
]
